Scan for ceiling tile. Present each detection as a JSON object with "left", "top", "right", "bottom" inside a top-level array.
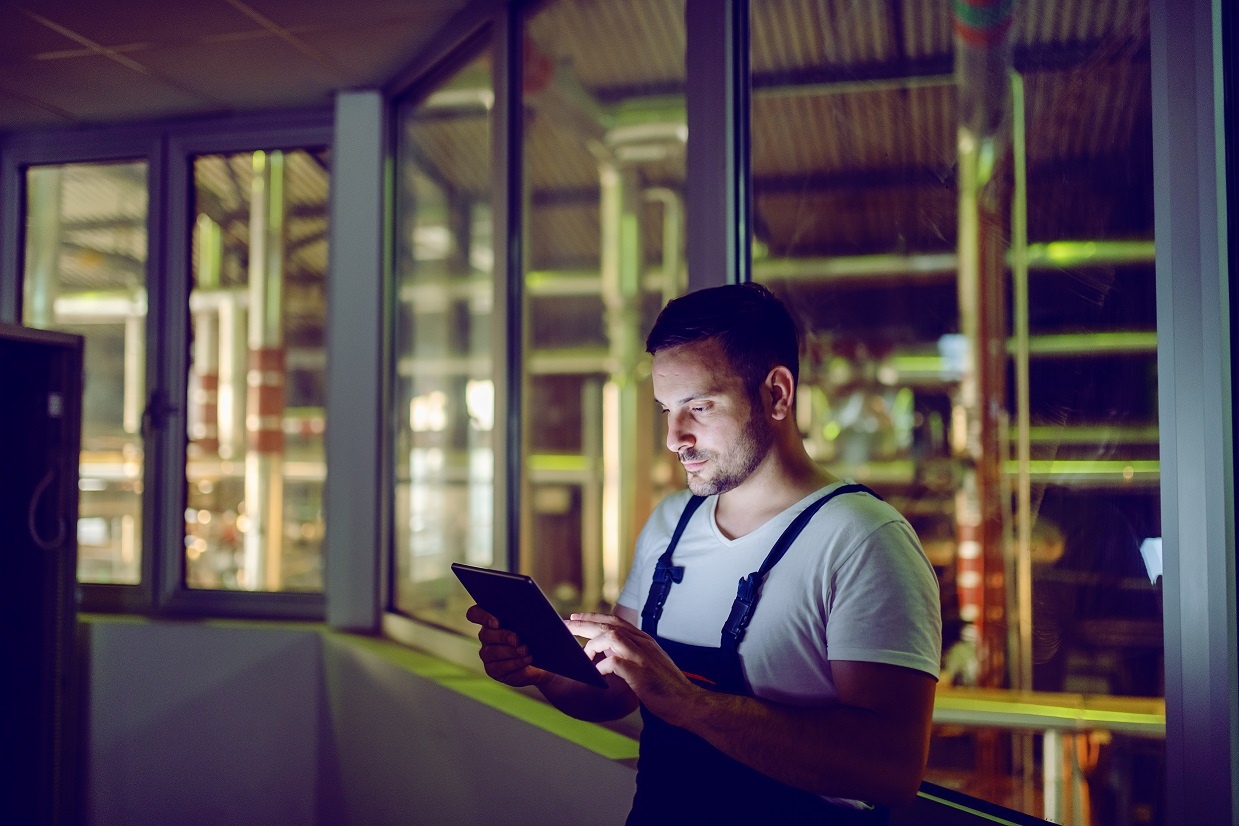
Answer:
[
  {"left": 0, "top": 88, "right": 74, "bottom": 129},
  {"left": 0, "top": 10, "right": 86, "bottom": 60},
  {"left": 296, "top": 23, "right": 445, "bottom": 87},
  {"left": 0, "top": 56, "right": 214, "bottom": 123},
  {"left": 11, "top": 0, "right": 261, "bottom": 47},
  {"left": 241, "top": 0, "right": 464, "bottom": 29},
  {"left": 139, "top": 38, "right": 343, "bottom": 111}
]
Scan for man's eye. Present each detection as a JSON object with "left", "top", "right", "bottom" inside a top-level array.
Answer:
[{"left": 691, "top": 406, "right": 707, "bottom": 413}]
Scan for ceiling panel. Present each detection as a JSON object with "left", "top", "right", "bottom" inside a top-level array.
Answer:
[
  {"left": 0, "top": 0, "right": 472, "bottom": 131},
  {"left": 0, "top": 55, "right": 211, "bottom": 121},
  {"left": 136, "top": 38, "right": 347, "bottom": 110},
  {"left": 241, "top": 0, "right": 463, "bottom": 29},
  {"left": 10, "top": 1, "right": 260, "bottom": 46}
]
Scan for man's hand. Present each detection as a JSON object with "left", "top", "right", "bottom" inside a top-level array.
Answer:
[
  {"left": 568, "top": 611, "right": 702, "bottom": 725},
  {"left": 465, "top": 604, "right": 549, "bottom": 688}
]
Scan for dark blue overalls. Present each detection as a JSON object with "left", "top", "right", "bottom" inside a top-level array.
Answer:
[{"left": 627, "top": 484, "right": 890, "bottom": 825}]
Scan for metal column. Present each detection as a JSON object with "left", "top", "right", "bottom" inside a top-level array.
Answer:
[
  {"left": 24, "top": 167, "right": 61, "bottom": 327},
  {"left": 243, "top": 150, "right": 287, "bottom": 591},
  {"left": 190, "top": 215, "right": 223, "bottom": 457},
  {"left": 599, "top": 159, "right": 649, "bottom": 602},
  {"left": 952, "top": 0, "right": 1016, "bottom": 689}
]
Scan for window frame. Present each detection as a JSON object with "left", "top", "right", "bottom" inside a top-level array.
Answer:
[
  {"left": 1, "top": 109, "right": 333, "bottom": 618},
  {"left": 379, "top": 3, "right": 519, "bottom": 655}
]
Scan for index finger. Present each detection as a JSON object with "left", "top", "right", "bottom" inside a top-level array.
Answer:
[
  {"left": 570, "top": 611, "right": 637, "bottom": 629},
  {"left": 566, "top": 613, "right": 638, "bottom": 640}
]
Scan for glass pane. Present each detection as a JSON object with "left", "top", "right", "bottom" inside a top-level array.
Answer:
[
  {"left": 392, "top": 49, "right": 495, "bottom": 626},
  {"left": 750, "top": 1, "right": 1161, "bottom": 823},
  {"left": 185, "top": 149, "right": 329, "bottom": 592},
  {"left": 24, "top": 161, "right": 148, "bottom": 585},
  {"left": 522, "top": 0, "right": 688, "bottom": 615}
]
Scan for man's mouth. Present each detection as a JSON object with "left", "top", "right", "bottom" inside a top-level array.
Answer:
[{"left": 680, "top": 452, "right": 708, "bottom": 472}]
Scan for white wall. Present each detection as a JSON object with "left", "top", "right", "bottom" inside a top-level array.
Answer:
[{"left": 83, "top": 620, "right": 636, "bottom": 826}]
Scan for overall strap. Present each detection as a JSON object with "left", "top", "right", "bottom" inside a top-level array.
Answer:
[
  {"left": 641, "top": 495, "right": 707, "bottom": 635},
  {"left": 721, "top": 483, "right": 877, "bottom": 652}
]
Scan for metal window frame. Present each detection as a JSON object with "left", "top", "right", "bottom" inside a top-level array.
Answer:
[
  {"left": 377, "top": 2, "right": 509, "bottom": 647},
  {"left": 685, "top": 0, "right": 751, "bottom": 291},
  {"left": 161, "top": 111, "right": 333, "bottom": 619},
  {"left": 0, "top": 110, "right": 333, "bottom": 619},
  {"left": 2, "top": 125, "right": 165, "bottom": 613},
  {"left": 1152, "top": 0, "right": 1239, "bottom": 821}
]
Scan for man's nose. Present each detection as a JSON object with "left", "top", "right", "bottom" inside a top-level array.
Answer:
[{"left": 666, "top": 411, "right": 693, "bottom": 453}]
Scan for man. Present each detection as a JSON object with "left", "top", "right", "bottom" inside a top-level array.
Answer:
[{"left": 469, "top": 284, "right": 941, "bottom": 824}]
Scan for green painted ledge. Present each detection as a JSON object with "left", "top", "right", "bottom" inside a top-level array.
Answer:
[
  {"left": 327, "top": 631, "right": 639, "bottom": 761},
  {"left": 79, "top": 614, "right": 640, "bottom": 763}
]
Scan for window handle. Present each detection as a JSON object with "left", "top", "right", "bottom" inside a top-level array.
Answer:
[{"left": 141, "top": 390, "right": 180, "bottom": 437}]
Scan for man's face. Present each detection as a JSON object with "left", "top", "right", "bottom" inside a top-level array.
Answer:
[{"left": 652, "top": 338, "right": 773, "bottom": 497}]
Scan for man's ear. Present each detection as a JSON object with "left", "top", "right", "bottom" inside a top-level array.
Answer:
[{"left": 764, "top": 366, "right": 796, "bottom": 420}]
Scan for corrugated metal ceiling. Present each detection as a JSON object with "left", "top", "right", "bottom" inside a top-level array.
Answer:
[{"left": 25, "top": 0, "right": 1155, "bottom": 326}]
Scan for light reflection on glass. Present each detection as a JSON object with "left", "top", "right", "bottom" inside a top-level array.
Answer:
[{"left": 393, "top": 49, "right": 497, "bottom": 627}]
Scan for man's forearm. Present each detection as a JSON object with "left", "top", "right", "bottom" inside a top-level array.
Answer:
[{"left": 671, "top": 688, "right": 932, "bottom": 807}]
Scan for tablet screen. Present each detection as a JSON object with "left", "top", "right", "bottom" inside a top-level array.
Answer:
[{"left": 452, "top": 563, "right": 608, "bottom": 688}]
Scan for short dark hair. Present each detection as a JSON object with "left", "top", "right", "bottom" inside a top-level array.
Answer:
[{"left": 645, "top": 283, "right": 801, "bottom": 397}]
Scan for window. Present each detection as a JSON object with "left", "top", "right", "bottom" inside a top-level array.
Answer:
[
  {"left": 186, "top": 149, "right": 330, "bottom": 592},
  {"left": 391, "top": 46, "right": 497, "bottom": 627},
  {"left": 749, "top": 0, "right": 1161, "bottom": 822},
  {"left": 520, "top": 0, "right": 689, "bottom": 614},
  {"left": 23, "top": 160, "right": 148, "bottom": 585},
  {"left": 11, "top": 115, "right": 332, "bottom": 614}
]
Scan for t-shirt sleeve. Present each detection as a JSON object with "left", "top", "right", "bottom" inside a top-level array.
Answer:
[
  {"left": 617, "top": 502, "right": 666, "bottom": 612},
  {"left": 616, "top": 546, "right": 649, "bottom": 614},
  {"left": 825, "top": 519, "right": 943, "bottom": 678}
]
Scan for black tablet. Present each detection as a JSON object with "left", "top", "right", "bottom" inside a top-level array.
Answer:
[{"left": 452, "top": 562, "right": 608, "bottom": 688}]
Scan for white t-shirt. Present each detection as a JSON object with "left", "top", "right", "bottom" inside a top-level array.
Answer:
[{"left": 617, "top": 481, "right": 942, "bottom": 706}]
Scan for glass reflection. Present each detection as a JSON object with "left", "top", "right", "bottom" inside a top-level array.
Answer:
[
  {"left": 522, "top": 0, "right": 689, "bottom": 615},
  {"left": 24, "top": 161, "right": 148, "bottom": 585},
  {"left": 185, "top": 149, "right": 329, "bottom": 592},
  {"left": 750, "top": 0, "right": 1160, "bottom": 822},
  {"left": 392, "top": 51, "right": 496, "bottom": 627}
]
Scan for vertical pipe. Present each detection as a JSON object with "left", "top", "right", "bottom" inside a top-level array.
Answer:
[
  {"left": 244, "top": 150, "right": 287, "bottom": 591},
  {"left": 24, "top": 167, "right": 62, "bottom": 328},
  {"left": 953, "top": 0, "right": 1015, "bottom": 689},
  {"left": 191, "top": 215, "right": 222, "bottom": 456},
  {"left": 122, "top": 309, "right": 145, "bottom": 435},
  {"left": 1043, "top": 729, "right": 1063, "bottom": 824},
  {"left": 582, "top": 378, "right": 604, "bottom": 607},
  {"left": 1010, "top": 71, "right": 1034, "bottom": 693},
  {"left": 217, "top": 291, "right": 247, "bottom": 461},
  {"left": 645, "top": 187, "right": 684, "bottom": 306},
  {"left": 599, "top": 160, "right": 647, "bottom": 592}
]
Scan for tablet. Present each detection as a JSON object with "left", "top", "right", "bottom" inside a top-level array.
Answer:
[{"left": 452, "top": 563, "right": 608, "bottom": 688}]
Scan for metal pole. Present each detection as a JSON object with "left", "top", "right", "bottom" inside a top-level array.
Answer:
[
  {"left": 244, "top": 150, "right": 287, "bottom": 591},
  {"left": 1010, "top": 71, "right": 1034, "bottom": 694},
  {"left": 953, "top": 0, "right": 1015, "bottom": 690},
  {"left": 191, "top": 215, "right": 222, "bottom": 457},
  {"left": 24, "top": 167, "right": 62, "bottom": 328},
  {"left": 599, "top": 159, "right": 647, "bottom": 598}
]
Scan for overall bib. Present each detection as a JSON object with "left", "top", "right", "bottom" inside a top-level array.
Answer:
[{"left": 627, "top": 484, "right": 890, "bottom": 826}]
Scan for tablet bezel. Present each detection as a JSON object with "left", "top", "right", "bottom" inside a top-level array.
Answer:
[{"left": 451, "top": 562, "right": 608, "bottom": 688}]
